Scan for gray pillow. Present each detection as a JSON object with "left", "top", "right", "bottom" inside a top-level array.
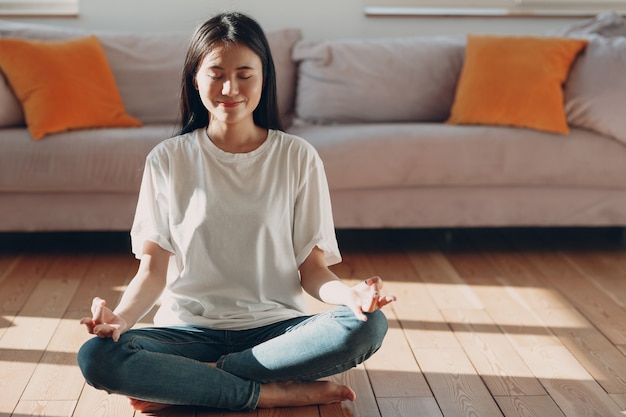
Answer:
[
  {"left": 565, "top": 34, "right": 626, "bottom": 145},
  {"left": 293, "top": 35, "right": 465, "bottom": 124},
  {"left": 546, "top": 11, "right": 626, "bottom": 37}
]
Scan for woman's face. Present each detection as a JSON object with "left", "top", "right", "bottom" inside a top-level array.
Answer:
[{"left": 194, "top": 42, "right": 264, "bottom": 126}]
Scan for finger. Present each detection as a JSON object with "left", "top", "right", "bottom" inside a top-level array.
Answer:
[
  {"left": 91, "top": 298, "right": 108, "bottom": 323},
  {"left": 363, "top": 276, "right": 376, "bottom": 286},
  {"left": 90, "top": 296, "right": 104, "bottom": 311},
  {"left": 377, "top": 295, "right": 397, "bottom": 309},
  {"left": 112, "top": 328, "right": 121, "bottom": 342},
  {"left": 79, "top": 317, "right": 96, "bottom": 333},
  {"left": 92, "top": 324, "right": 113, "bottom": 338},
  {"left": 364, "top": 276, "right": 383, "bottom": 290},
  {"left": 91, "top": 297, "right": 106, "bottom": 316},
  {"left": 362, "top": 288, "right": 379, "bottom": 313},
  {"left": 92, "top": 306, "right": 103, "bottom": 324},
  {"left": 79, "top": 317, "right": 95, "bottom": 328}
]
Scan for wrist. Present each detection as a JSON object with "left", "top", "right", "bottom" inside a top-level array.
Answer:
[
  {"left": 112, "top": 310, "right": 133, "bottom": 330},
  {"left": 319, "top": 280, "right": 353, "bottom": 305}
]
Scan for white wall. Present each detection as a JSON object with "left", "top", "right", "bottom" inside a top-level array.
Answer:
[{"left": 9, "top": 0, "right": 588, "bottom": 39}]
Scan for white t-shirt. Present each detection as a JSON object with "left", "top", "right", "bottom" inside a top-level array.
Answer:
[{"left": 130, "top": 128, "right": 341, "bottom": 330}]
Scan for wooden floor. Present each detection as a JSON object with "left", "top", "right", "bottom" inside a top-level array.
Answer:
[{"left": 1, "top": 228, "right": 625, "bottom": 417}]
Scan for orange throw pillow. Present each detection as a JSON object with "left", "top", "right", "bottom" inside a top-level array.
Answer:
[
  {"left": 0, "top": 35, "right": 142, "bottom": 140},
  {"left": 447, "top": 35, "right": 587, "bottom": 134}
]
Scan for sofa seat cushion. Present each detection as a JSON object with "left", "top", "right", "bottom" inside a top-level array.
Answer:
[
  {"left": 287, "top": 123, "right": 626, "bottom": 191},
  {"left": 0, "top": 126, "right": 173, "bottom": 193}
]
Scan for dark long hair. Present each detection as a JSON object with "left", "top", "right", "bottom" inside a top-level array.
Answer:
[{"left": 177, "top": 12, "right": 282, "bottom": 135}]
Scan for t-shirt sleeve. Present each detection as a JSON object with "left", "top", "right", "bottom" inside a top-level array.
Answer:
[
  {"left": 130, "top": 152, "right": 175, "bottom": 258},
  {"left": 293, "top": 150, "right": 341, "bottom": 267}
]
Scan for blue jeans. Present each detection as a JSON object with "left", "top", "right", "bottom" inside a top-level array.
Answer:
[{"left": 77, "top": 306, "right": 388, "bottom": 411}]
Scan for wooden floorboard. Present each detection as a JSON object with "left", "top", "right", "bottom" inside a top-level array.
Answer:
[{"left": 0, "top": 228, "right": 624, "bottom": 417}]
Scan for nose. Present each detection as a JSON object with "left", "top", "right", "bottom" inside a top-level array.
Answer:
[{"left": 222, "top": 78, "right": 238, "bottom": 96}]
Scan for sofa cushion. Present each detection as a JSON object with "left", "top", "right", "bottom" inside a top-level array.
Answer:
[
  {"left": 266, "top": 28, "right": 301, "bottom": 127},
  {"left": 90, "top": 32, "right": 189, "bottom": 126},
  {"left": 0, "top": 21, "right": 78, "bottom": 128},
  {"left": 293, "top": 35, "right": 465, "bottom": 124},
  {"left": 0, "top": 20, "right": 301, "bottom": 128},
  {"left": 0, "top": 20, "right": 187, "bottom": 126},
  {"left": 0, "top": 36, "right": 142, "bottom": 140},
  {"left": 446, "top": 35, "right": 587, "bottom": 135},
  {"left": 564, "top": 34, "right": 626, "bottom": 146},
  {"left": 288, "top": 123, "right": 626, "bottom": 191},
  {"left": 547, "top": 11, "right": 626, "bottom": 38},
  {"left": 101, "top": 28, "right": 300, "bottom": 127},
  {"left": 0, "top": 126, "right": 174, "bottom": 193}
]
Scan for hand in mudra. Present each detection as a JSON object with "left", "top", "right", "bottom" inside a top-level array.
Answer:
[
  {"left": 80, "top": 297, "right": 128, "bottom": 342},
  {"left": 349, "top": 276, "right": 396, "bottom": 321}
]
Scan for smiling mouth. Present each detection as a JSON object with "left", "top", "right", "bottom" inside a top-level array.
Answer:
[{"left": 219, "top": 101, "right": 242, "bottom": 108}]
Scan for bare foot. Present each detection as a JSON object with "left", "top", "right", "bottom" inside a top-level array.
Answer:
[
  {"left": 257, "top": 380, "right": 356, "bottom": 408},
  {"left": 128, "top": 398, "right": 171, "bottom": 413}
]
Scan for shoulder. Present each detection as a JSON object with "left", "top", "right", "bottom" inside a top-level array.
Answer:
[
  {"left": 270, "top": 129, "right": 321, "bottom": 162},
  {"left": 271, "top": 129, "right": 314, "bottom": 149},
  {"left": 147, "top": 129, "right": 201, "bottom": 163}
]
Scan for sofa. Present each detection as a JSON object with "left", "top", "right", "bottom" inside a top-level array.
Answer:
[{"left": 1, "top": 13, "right": 626, "bottom": 232}]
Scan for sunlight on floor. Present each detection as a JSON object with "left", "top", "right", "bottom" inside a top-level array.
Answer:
[
  {"left": 11, "top": 400, "right": 76, "bottom": 417},
  {"left": 0, "top": 316, "right": 60, "bottom": 350}
]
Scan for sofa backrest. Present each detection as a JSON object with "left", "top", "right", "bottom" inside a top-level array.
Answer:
[
  {"left": 292, "top": 35, "right": 466, "bottom": 124},
  {"left": 0, "top": 20, "right": 301, "bottom": 128}
]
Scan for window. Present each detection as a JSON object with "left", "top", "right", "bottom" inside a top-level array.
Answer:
[
  {"left": 0, "top": 0, "right": 78, "bottom": 16},
  {"left": 365, "top": 0, "right": 626, "bottom": 17}
]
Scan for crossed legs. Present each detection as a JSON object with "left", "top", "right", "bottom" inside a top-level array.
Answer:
[{"left": 78, "top": 307, "right": 388, "bottom": 411}]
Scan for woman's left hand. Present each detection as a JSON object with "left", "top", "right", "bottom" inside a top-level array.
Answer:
[{"left": 348, "top": 276, "right": 396, "bottom": 321}]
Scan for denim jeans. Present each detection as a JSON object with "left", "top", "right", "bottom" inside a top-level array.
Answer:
[{"left": 77, "top": 306, "right": 388, "bottom": 411}]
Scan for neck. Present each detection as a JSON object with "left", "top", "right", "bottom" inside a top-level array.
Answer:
[{"left": 206, "top": 121, "right": 268, "bottom": 153}]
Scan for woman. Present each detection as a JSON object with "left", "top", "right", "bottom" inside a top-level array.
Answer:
[{"left": 78, "top": 12, "right": 395, "bottom": 412}]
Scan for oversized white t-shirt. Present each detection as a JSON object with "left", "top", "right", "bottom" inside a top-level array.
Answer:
[{"left": 130, "top": 128, "right": 341, "bottom": 330}]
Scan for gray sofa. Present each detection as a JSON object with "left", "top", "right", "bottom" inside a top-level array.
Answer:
[{"left": 1, "top": 15, "right": 626, "bottom": 231}]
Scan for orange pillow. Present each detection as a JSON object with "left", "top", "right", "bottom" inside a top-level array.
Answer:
[
  {"left": 447, "top": 35, "right": 587, "bottom": 134},
  {"left": 0, "top": 35, "right": 142, "bottom": 140}
]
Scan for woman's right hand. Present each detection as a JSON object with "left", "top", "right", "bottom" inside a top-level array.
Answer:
[{"left": 80, "top": 297, "right": 128, "bottom": 342}]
